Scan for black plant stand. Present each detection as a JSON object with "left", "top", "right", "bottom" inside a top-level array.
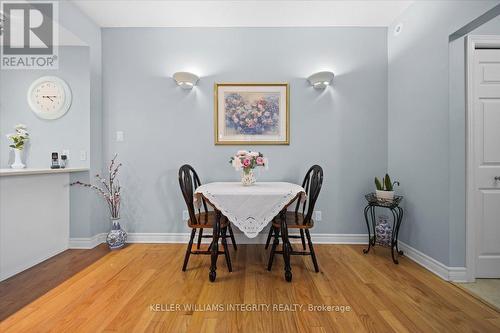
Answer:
[{"left": 362, "top": 193, "right": 404, "bottom": 264}]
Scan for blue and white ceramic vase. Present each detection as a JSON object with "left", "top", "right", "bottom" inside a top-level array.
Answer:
[
  {"left": 375, "top": 215, "right": 392, "bottom": 246},
  {"left": 106, "top": 218, "right": 127, "bottom": 249}
]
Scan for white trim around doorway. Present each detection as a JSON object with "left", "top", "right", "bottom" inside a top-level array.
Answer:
[{"left": 465, "top": 35, "right": 500, "bottom": 282}]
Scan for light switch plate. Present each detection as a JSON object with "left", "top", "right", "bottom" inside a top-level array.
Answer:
[
  {"left": 314, "top": 211, "right": 322, "bottom": 221},
  {"left": 182, "top": 210, "right": 189, "bottom": 220},
  {"left": 79, "top": 150, "right": 87, "bottom": 161},
  {"left": 116, "top": 131, "right": 124, "bottom": 142}
]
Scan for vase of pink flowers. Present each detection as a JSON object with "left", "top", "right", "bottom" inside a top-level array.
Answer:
[
  {"left": 71, "top": 154, "right": 127, "bottom": 249},
  {"left": 229, "top": 150, "right": 268, "bottom": 186}
]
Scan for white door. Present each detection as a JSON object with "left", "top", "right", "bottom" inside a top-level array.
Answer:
[{"left": 472, "top": 48, "right": 500, "bottom": 278}]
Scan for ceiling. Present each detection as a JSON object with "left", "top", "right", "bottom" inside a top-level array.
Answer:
[{"left": 72, "top": 0, "right": 414, "bottom": 27}]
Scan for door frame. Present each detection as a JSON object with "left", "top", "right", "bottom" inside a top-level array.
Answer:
[{"left": 465, "top": 35, "right": 500, "bottom": 282}]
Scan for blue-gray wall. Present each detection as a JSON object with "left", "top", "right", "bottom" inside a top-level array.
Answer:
[
  {"left": 448, "top": 15, "right": 500, "bottom": 266},
  {"left": 57, "top": 1, "right": 106, "bottom": 238},
  {"left": 0, "top": 46, "right": 90, "bottom": 169},
  {"left": 387, "top": 0, "right": 499, "bottom": 266},
  {"left": 6, "top": 1, "right": 496, "bottom": 264},
  {"left": 102, "top": 27, "right": 388, "bottom": 234},
  {"left": 0, "top": 1, "right": 101, "bottom": 239}
]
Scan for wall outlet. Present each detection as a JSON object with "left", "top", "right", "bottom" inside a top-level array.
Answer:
[
  {"left": 116, "top": 131, "right": 124, "bottom": 142},
  {"left": 79, "top": 150, "right": 87, "bottom": 161},
  {"left": 314, "top": 211, "right": 322, "bottom": 221},
  {"left": 182, "top": 210, "right": 189, "bottom": 221}
]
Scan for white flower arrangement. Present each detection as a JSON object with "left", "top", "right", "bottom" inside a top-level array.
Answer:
[{"left": 6, "top": 124, "right": 29, "bottom": 150}]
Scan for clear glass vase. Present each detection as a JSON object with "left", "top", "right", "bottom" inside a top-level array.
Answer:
[{"left": 241, "top": 169, "right": 256, "bottom": 186}]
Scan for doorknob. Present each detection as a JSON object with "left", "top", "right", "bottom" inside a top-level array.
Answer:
[{"left": 495, "top": 176, "right": 500, "bottom": 181}]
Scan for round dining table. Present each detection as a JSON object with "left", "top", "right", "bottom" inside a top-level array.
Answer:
[{"left": 195, "top": 182, "right": 306, "bottom": 282}]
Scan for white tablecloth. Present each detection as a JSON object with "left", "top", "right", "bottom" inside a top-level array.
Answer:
[{"left": 195, "top": 182, "right": 306, "bottom": 238}]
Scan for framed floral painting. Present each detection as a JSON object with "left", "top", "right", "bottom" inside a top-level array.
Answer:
[{"left": 214, "top": 83, "right": 289, "bottom": 145}]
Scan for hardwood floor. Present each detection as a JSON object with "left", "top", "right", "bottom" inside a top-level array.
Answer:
[
  {"left": 0, "top": 244, "right": 499, "bottom": 332},
  {"left": 0, "top": 244, "right": 110, "bottom": 321}
]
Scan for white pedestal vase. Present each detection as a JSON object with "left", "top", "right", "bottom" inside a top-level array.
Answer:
[{"left": 11, "top": 148, "right": 25, "bottom": 169}]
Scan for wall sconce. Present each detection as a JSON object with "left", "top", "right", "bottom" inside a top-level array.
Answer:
[
  {"left": 173, "top": 72, "right": 199, "bottom": 89},
  {"left": 307, "top": 71, "right": 335, "bottom": 89}
]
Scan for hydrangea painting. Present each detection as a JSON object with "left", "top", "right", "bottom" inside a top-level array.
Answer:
[
  {"left": 224, "top": 92, "right": 280, "bottom": 135},
  {"left": 215, "top": 83, "right": 289, "bottom": 145}
]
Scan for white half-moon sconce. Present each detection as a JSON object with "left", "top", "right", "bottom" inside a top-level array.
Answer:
[
  {"left": 173, "top": 72, "right": 199, "bottom": 89},
  {"left": 307, "top": 71, "right": 335, "bottom": 89}
]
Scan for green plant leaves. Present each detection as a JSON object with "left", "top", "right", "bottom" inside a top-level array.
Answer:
[{"left": 384, "top": 173, "right": 393, "bottom": 191}]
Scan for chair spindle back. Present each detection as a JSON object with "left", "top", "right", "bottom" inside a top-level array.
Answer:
[
  {"left": 178, "top": 164, "right": 207, "bottom": 225},
  {"left": 295, "top": 165, "right": 324, "bottom": 224}
]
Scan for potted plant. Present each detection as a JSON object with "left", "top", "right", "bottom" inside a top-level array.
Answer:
[
  {"left": 229, "top": 150, "right": 268, "bottom": 185},
  {"left": 6, "top": 124, "right": 29, "bottom": 169},
  {"left": 71, "top": 154, "right": 127, "bottom": 249},
  {"left": 375, "top": 174, "right": 400, "bottom": 201}
]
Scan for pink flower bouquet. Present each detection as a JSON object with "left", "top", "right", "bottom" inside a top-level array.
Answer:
[{"left": 229, "top": 150, "right": 268, "bottom": 174}]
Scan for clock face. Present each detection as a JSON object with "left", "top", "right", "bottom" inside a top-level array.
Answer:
[
  {"left": 33, "top": 81, "right": 65, "bottom": 112},
  {"left": 28, "top": 76, "right": 72, "bottom": 120}
]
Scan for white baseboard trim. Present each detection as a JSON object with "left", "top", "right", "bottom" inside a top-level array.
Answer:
[
  {"left": 69, "top": 233, "right": 107, "bottom": 249},
  {"left": 69, "top": 232, "right": 368, "bottom": 247},
  {"left": 68, "top": 233, "right": 466, "bottom": 282},
  {"left": 310, "top": 233, "right": 367, "bottom": 244},
  {"left": 398, "top": 241, "right": 467, "bottom": 282},
  {"left": 448, "top": 268, "right": 468, "bottom": 283}
]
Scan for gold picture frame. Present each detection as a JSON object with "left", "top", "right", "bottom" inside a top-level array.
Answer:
[{"left": 214, "top": 83, "right": 290, "bottom": 145}]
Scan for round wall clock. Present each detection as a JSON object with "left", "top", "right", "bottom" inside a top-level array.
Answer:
[{"left": 27, "top": 76, "right": 72, "bottom": 120}]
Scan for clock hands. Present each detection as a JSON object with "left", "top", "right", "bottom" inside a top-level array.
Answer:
[{"left": 42, "top": 95, "right": 57, "bottom": 102}]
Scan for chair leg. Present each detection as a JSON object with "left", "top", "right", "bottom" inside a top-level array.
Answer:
[
  {"left": 221, "top": 226, "right": 232, "bottom": 272},
  {"left": 265, "top": 226, "right": 274, "bottom": 249},
  {"left": 305, "top": 229, "right": 319, "bottom": 272},
  {"left": 280, "top": 215, "right": 292, "bottom": 282},
  {"left": 197, "top": 228, "right": 203, "bottom": 249},
  {"left": 299, "top": 229, "right": 306, "bottom": 250},
  {"left": 182, "top": 229, "right": 196, "bottom": 271},
  {"left": 209, "top": 212, "right": 221, "bottom": 282},
  {"left": 228, "top": 223, "right": 237, "bottom": 251},
  {"left": 267, "top": 226, "right": 280, "bottom": 271}
]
